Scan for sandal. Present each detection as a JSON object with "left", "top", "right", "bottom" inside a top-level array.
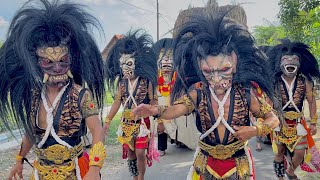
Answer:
[
  {"left": 160, "top": 151, "right": 166, "bottom": 156},
  {"left": 256, "top": 143, "right": 262, "bottom": 152}
]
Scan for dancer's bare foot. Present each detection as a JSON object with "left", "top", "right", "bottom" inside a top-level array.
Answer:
[{"left": 285, "top": 169, "right": 299, "bottom": 180}]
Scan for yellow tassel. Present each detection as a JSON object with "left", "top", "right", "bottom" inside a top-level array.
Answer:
[
  {"left": 272, "top": 140, "right": 278, "bottom": 154},
  {"left": 192, "top": 171, "right": 200, "bottom": 180},
  {"left": 305, "top": 150, "right": 312, "bottom": 163},
  {"left": 272, "top": 131, "right": 278, "bottom": 154}
]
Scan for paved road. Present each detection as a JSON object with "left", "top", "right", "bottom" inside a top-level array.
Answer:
[{"left": 104, "top": 139, "right": 278, "bottom": 180}]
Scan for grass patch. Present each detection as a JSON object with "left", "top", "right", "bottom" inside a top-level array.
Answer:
[
  {"left": 104, "top": 90, "right": 115, "bottom": 106},
  {"left": 105, "top": 112, "right": 122, "bottom": 146}
]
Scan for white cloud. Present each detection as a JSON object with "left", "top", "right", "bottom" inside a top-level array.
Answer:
[
  {"left": 0, "top": 16, "right": 8, "bottom": 28},
  {"left": 82, "top": 0, "right": 119, "bottom": 6}
]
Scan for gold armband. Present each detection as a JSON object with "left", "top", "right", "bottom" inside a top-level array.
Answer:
[
  {"left": 252, "top": 97, "right": 272, "bottom": 118},
  {"left": 155, "top": 105, "right": 168, "bottom": 118},
  {"left": 16, "top": 155, "right": 23, "bottom": 161},
  {"left": 82, "top": 97, "right": 99, "bottom": 119},
  {"left": 310, "top": 114, "right": 318, "bottom": 125},
  {"left": 173, "top": 95, "right": 194, "bottom": 114},
  {"left": 255, "top": 123, "right": 272, "bottom": 136},
  {"left": 89, "top": 142, "right": 106, "bottom": 168},
  {"left": 114, "top": 93, "right": 121, "bottom": 100},
  {"left": 104, "top": 117, "right": 112, "bottom": 124}
]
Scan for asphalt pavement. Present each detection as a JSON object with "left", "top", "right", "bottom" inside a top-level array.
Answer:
[{"left": 104, "top": 139, "right": 278, "bottom": 180}]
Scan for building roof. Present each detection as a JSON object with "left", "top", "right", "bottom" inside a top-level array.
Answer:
[{"left": 101, "top": 34, "right": 124, "bottom": 61}]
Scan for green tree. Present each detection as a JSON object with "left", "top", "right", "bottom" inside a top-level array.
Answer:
[
  {"left": 303, "top": 6, "right": 320, "bottom": 59},
  {"left": 277, "top": 0, "right": 320, "bottom": 60},
  {"left": 253, "top": 25, "right": 286, "bottom": 46},
  {"left": 278, "top": 0, "right": 320, "bottom": 40}
]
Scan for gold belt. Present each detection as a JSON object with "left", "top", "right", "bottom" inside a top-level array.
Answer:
[
  {"left": 123, "top": 109, "right": 134, "bottom": 120},
  {"left": 281, "top": 125, "right": 297, "bottom": 138},
  {"left": 121, "top": 122, "right": 140, "bottom": 137},
  {"left": 198, "top": 140, "right": 247, "bottom": 160},
  {"left": 278, "top": 125, "right": 298, "bottom": 145},
  {"left": 33, "top": 160, "right": 76, "bottom": 180},
  {"left": 34, "top": 142, "right": 83, "bottom": 165},
  {"left": 283, "top": 111, "right": 302, "bottom": 120}
]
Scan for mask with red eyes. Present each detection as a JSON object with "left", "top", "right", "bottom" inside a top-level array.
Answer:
[
  {"left": 199, "top": 52, "right": 237, "bottom": 95},
  {"left": 37, "top": 45, "right": 73, "bottom": 86}
]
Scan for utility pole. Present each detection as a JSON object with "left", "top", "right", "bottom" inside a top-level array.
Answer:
[{"left": 157, "top": 0, "right": 159, "bottom": 41}]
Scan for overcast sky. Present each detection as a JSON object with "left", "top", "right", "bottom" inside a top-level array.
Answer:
[{"left": 0, "top": 0, "right": 280, "bottom": 50}]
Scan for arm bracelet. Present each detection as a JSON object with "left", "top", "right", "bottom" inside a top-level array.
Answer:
[
  {"left": 89, "top": 142, "right": 107, "bottom": 168},
  {"left": 104, "top": 117, "right": 112, "bottom": 124},
  {"left": 153, "top": 105, "right": 168, "bottom": 119},
  {"left": 255, "top": 123, "right": 273, "bottom": 136},
  {"left": 310, "top": 114, "right": 318, "bottom": 125}
]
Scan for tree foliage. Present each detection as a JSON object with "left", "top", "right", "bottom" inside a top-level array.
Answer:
[
  {"left": 278, "top": 0, "right": 320, "bottom": 40},
  {"left": 253, "top": 0, "right": 320, "bottom": 60},
  {"left": 253, "top": 25, "right": 286, "bottom": 46}
]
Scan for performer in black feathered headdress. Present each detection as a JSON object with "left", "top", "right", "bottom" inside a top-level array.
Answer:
[
  {"left": 268, "top": 39, "right": 320, "bottom": 179},
  {"left": 132, "top": 8, "right": 280, "bottom": 180},
  {"left": 171, "top": 12, "right": 274, "bottom": 102},
  {"left": 153, "top": 38, "right": 175, "bottom": 96},
  {"left": 2, "top": 1, "right": 106, "bottom": 179},
  {"left": 106, "top": 29, "right": 157, "bottom": 92},
  {"left": 104, "top": 29, "right": 157, "bottom": 179}
]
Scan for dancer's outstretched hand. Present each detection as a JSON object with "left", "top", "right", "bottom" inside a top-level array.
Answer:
[
  {"left": 310, "top": 124, "right": 317, "bottom": 135},
  {"left": 132, "top": 104, "right": 159, "bottom": 119},
  {"left": 8, "top": 162, "right": 23, "bottom": 180},
  {"left": 233, "top": 126, "right": 257, "bottom": 142},
  {"left": 83, "top": 166, "right": 100, "bottom": 180}
]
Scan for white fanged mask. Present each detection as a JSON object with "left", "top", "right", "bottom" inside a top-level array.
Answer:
[
  {"left": 37, "top": 45, "right": 73, "bottom": 87},
  {"left": 120, "top": 54, "right": 136, "bottom": 79},
  {"left": 159, "top": 49, "right": 174, "bottom": 84},
  {"left": 280, "top": 55, "right": 300, "bottom": 78},
  {"left": 159, "top": 49, "right": 174, "bottom": 73}
]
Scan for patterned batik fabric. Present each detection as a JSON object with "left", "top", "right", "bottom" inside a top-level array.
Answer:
[
  {"left": 31, "top": 83, "right": 95, "bottom": 139},
  {"left": 276, "top": 75, "right": 307, "bottom": 152},
  {"left": 196, "top": 84, "right": 250, "bottom": 144},
  {"left": 192, "top": 83, "right": 254, "bottom": 179}
]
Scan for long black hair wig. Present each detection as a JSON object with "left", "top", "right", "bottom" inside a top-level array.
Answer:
[
  {"left": 0, "top": 0, "right": 105, "bottom": 141},
  {"left": 153, "top": 38, "right": 174, "bottom": 67},
  {"left": 106, "top": 29, "right": 157, "bottom": 94},
  {"left": 172, "top": 8, "right": 273, "bottom": 103}
]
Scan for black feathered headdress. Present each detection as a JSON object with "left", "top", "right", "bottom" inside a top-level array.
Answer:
[
  {"left": 172, "top": 8, "right": 273, "bottom": 102},
  {"left": 106, "top": 29, "right": 157, "bottom": 93},
  {"left": 0, "top": 0, "right": 105, "bottom": 141},
  {"left": 268, "top": 39, "right": 320, "bottom": 82},
  {"left": 153, "top": 38, "right": 174, "bottom": 67}
]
